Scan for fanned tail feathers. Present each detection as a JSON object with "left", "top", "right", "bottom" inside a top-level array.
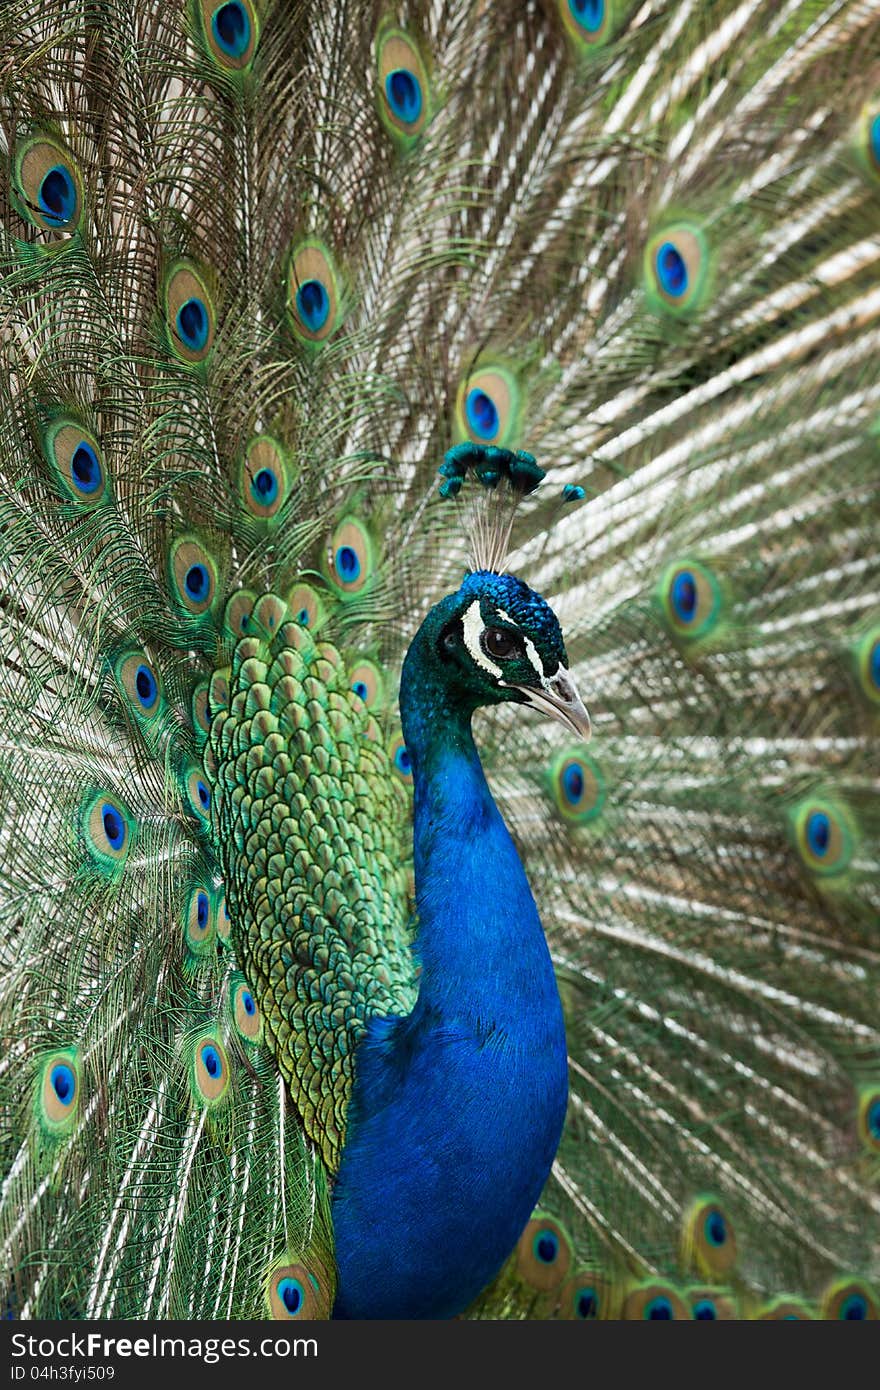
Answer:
[{"left": 1, "top": 0, "right": 879, "bottom": 1319}]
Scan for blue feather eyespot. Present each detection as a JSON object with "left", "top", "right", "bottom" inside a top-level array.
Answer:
[
  {"left": 687, "top": 1287, "right": 737, "bottom": 1319},
  {"left": 39, "top": 165, "right": 76, "bottom": 224},
  {"left": 386, "top": 70, "right": 423, "bottom": 125},
  {"left": 336, "top": 545, "right": 360, "bottom": 582},
  {"left": 44, "top": 421, "right": 110, "bottom": 506},
  {"left": 184, "top": 765, "right": 213, "bottom": 825},
  {"left": 349, "top": 660, "right": 385, "bottom": 712},
  {"left": 176, "top": 297, "right": 209, "bottom": 352},
  {"left": 38, "top": 1050, "right": 81, "bottom": 1133},
  {"left": 644, "top": 223, "right": 710, "bottom": 316},
  {"left": 576, "top": 1287, "right": 598, "bottom": 1318},
  {"left": 134, "top": 665, "right": 157, "bottom": 707},
  {"left": 456, "top": 365, "right": 521, "bottom": 449},
  {"left": 267, "top": 1263, "right": 325, "bottom": 1319},
  {"left": 623, "top": 1281, "right": 688, "bottom": 1320},
  {"left": 852, "top": 625, "right": 880, "bottom": 707},
  {"left": 199, "top": 0, "right": 257, "bottom": 69},
  {"left": 191, "top": 1034, "right": 230, "bottom": 1105},
  {"left": 286, "top": 583, "right": 325, "bottom": 631},
  {"left": 14, "top": 137, "right": 84, "bottom": 232},
  {"left": 69, "top": 440, "right": 101, "bottom": 493},
  {"left": 296, "top": 280, "right": 330, "bottom": 334},
  {"left": 83, "top": 792, "right": 133, "bottom": 871},
  {"left": 326, "top": 517, "right": 375, "bottom": 597},
  {"left": 376, "top": 27, "right": 431, "bottom": 142},
  {"left": 515, "top": 1214, "right": 573, "bottom": 1292},
  {"left": 856, "top": 105, "right": 880, "bottom": 180},
  {"left": 241, "top": 436, "right": 291, "bottom": 521},
  {"left": 388, "top": 734, "right": 413, "bottom": 783},
  {"left": 790, "top": 797, "right": 854, "bottom": 878},
  {"left": 466, "top": 389, "right": 500, "bottom": 441},
  {"left": 821, "top": 1278, "right": 878, "bottom": 1321},
  {"left": 185, "top": 885, "right": 216, "bottom": 957},
  {"left": 549, "top": 751, "right": 605, "bottom": 824},
  {"left": 170, "top": 537, "right": 219, "bottom": 618},
  {"left": 231, "top": 976, "right": 262, "bottom": 1041},
  {"left": 658, "top": 559, "right": 721, "bottom": 642},
  {"left": 163, "top": 263, "right": 215, "bottom": 363},
  {"left": 682, "top": 1197, "right": 737, "bottom": 1278},
  {"left": 224, "top": 589, "right": 257, "bottom": 641},
  {"left": 288, "top": 240, "right": 342, "bottom": 343},
  {"left": 533, "top": 1230, "right": 559, "bottom": 1264},
  {"left": 230, "top": 977, "right": 262, "bottom": 1042},
  {"left": 559, "top": 0, "right": 614, "bottom": 47},
  {"left": 857, "top": 1087, "right": 880, "bottom": 1153},
  {"left": 116, "top": 651, "right": 163, "bottom": 720},
  {"left": 213, "top": 2, "right": 249, "bottom": 56}
]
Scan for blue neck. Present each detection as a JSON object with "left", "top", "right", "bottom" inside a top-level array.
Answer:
[
  {"left": 331, "top": 632, "right": 569, "bottom": 1318},
  {"left": 401, "top": 656, "right": 551, "bottom": 1029}
]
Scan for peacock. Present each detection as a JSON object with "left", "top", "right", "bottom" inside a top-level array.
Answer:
[{"left": 1, "top": 0, "right": 879, "bottom": 1323}]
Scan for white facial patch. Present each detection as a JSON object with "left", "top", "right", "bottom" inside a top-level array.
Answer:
[{"left": 461, "top": 599, "right": 503, "bottom": 678}]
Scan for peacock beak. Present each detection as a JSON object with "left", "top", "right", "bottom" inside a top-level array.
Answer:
[{"left": 511, "top": 667, "right": 592, "bottom": 741}]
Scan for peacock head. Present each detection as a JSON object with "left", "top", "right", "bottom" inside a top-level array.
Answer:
[{"left": 404, "top": 569, "right": 591, "bottom": 741}]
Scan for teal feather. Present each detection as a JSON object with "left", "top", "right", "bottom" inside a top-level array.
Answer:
[{"left": 1, "top": 0, "right": 879, "bottom": 1320}]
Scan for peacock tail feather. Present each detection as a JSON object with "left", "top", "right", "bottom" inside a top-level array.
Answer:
[{"left": 1, "top": 0, "right": 878, "bottom": 1320}]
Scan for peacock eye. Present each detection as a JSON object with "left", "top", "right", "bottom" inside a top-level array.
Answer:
[{"left": 482, "top": 627, "right": 520, "bottom": 660}]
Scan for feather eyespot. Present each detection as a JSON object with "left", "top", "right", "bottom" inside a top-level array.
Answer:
[
  {"left": 169, "top": 537, "right": 219, "bottom": 617},
  {"left": 658, "top": 559, "right": 721, "bottom": 642},
  {"left": 560, "top": 0, "right": 614, "bottom": 47},
  {"left": 116, "top": 652, "right": 163, "bottom": 719},
  {"left": 644, "top": 224, "right": 710, "bottom": 316},
  {"left": 852, "top": 625, "right": 880, "bottom": 706},
  {"left": 855, "top": 105, "right": 880, "bottom": 182},
  {"left": 185, "top": 886, "right": 216, "bottom": 957},
  {"left": 791, "top": 798, "right": 854, "bottom": 877},
  {"left": 387, "top": 732, "right": 412, "bottom": 782},
  {"left": 224, "top": 589, "right": 257, "bottom": 640},
  {"left": 857, "top": 1087, "right": 880, "bottom": 1153},
  {"left": 515, "top": 1214, "right": 573, "bottom": 1291},
  {"left": 348, "top": 660, "right": 385, "bottom": 711},
  {"left": 456, "top": 365, "right": 521, "bottom": 449},
  {"left": 191, "top": 1034, "right": 230, "bottom": 1105},
  {"left": 44, "top": 422, "right": 110, "bottom": 506},
  {"left": 549, "top": 751, "right": 605, "bottom": 824},
  {"left": 241, "top": 436, "right": 290, "bottom": 522},
  {"left": 288, "top": 240, "right": 342, "bottom": 344},
  {"left": 682, "top": 1197, "right": 737, "bottom": 1277},
  {"left": 622, "top": 1281, "right": 688, "bottom": 1320},
  {"left": 376, "top": 28, "right": 431, "bottom": 142},
  {"left": 38, "top": 1050, "right": 81, "bottom": 1134},
  {"left": 199, "top": 0, "right": 258, "bottom": 70},
  {"left": 163, "top": 264, "right": 216, "bottom": 364},
  {"left": 232, "top": 976, "right": 262, "bottom": 1041},
  {"left": 325, "top": 518, "right": 375, "bottom": 597},
  {"left": 14, "top": 136, "right": 84, "bottom": 233},
  {"left": 286, "top": 583, "right": 325, "bottom": 630},
  {"left": 83, "top": 792, "right": 134, "bottom": 872},
  {"left": 267, "top": 1263, "right": 327, "bottom": 1319},
  {"left": 821, "top": 1279, "right": 878, "bottom": 1321}
]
